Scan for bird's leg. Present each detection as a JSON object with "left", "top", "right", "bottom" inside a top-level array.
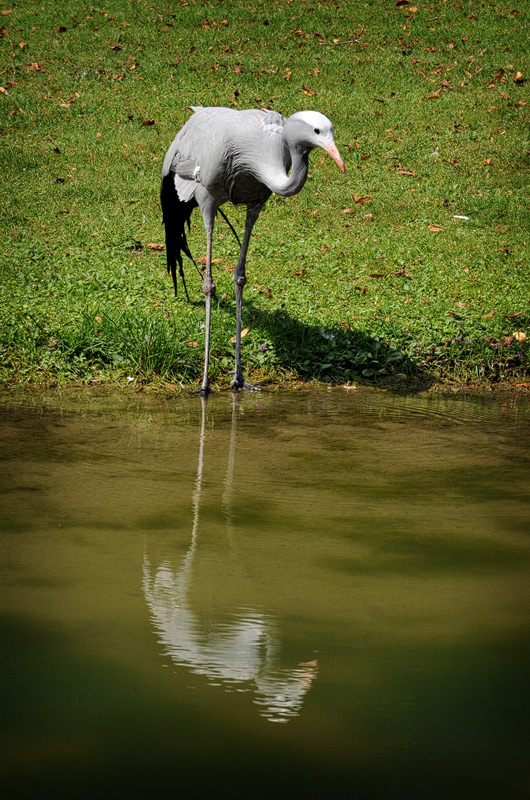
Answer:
[
  {"left": 198, "top": 225, "right": 216, "bottom": 396},
  {"left": 232, "top": 207, "right": 262, "bottom": 392}
]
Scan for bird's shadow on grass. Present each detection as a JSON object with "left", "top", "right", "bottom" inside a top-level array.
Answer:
[{"left": 212, "top": 297, "right": 433, "bottom": 393}]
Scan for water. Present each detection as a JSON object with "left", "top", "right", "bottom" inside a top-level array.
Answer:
[{"left": 1, "top": 389, "right": 529, "bottom": 798}]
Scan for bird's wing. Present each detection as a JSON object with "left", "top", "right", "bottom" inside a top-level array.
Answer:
[{"left": 169, "top": 154, "right": 202, "bottom": 203}]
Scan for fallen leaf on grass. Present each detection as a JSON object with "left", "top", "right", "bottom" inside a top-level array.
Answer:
[
  {"left": 352, "top": 195, "right": 372, "bottom": 203},
  {"left": 513, "top": 331, "right": 526, "bottom": 342},
  {"left": 505, "top": 311, "right": 522, "bottom": 318},
  {"left": 230, "top": 328, "right": 249, "bottom": 343},
  {"left": 147, "top": 242, "right": 164, "bottom": 251},
  {"left": 455, "top": 301, "right": 470, "bottom": 307},
  {"left": 429, "top": 224, "right": 444, "bottom": 232},
  {"left": 187, "top": 341, "right": 199, "bottom": 348},
  {"left": 197, "top": 256, "right": 223, "bottom": 264},
  {"left": 302, "top": 85, "right": 316, "bottom": 95},
  {"left": 141, "top": 118, "right": 156, "bottom": 126},
  {"left": 513, "top": 71, "right": 526, "bottom": 84}
]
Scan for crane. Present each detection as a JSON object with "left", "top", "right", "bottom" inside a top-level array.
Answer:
[{"left": 161, "top": 106, "right": 345, "bottom": 395}]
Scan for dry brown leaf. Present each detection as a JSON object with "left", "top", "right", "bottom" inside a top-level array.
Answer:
[
  {"left": 230, "top": 327, "right": 249, "bottom": 344},
  {"left": 302, "top": 85, "right": 316, "bottom": 95},
  {"left": 141, "top": 118, "right": 156, "bottom": 126},
  {"left": 513, "top": 331, "right": 526, "bottom": 342},
  {"left": 352, "top": 195, "right": 372, "bottom": 203},
  {"left": 429, "top": 224, "right": 444, "bottom": 232},
  {"left": 186, "top": 341, "right": 199, "bottom": 348},
  {"left": 147, "top": 242, "right": 164, "bottom": 251}
]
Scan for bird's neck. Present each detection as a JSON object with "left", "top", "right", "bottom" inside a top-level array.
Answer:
[{"left": 267, "top": 147, "right": 309, "bottom": 197}]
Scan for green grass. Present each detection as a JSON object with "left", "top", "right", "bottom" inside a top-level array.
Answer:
[{"left": 0, "top": 0, "right": 528, "bottom": 391}]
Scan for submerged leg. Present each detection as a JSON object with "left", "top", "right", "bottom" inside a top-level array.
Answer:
[
  {"left": 232, "top": 206, "right": 262, "bottom": 392},
  {"left": 198, "top": 223, "right": 216, "bottom": 396}
]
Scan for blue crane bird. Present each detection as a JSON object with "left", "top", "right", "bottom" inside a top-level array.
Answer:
[{"left": 161, "top": 106, "right": 345, "bottom": 395}]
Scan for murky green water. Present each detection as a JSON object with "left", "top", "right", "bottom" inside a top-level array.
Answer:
[{"left": 1, "top": 389, "right": 530, "bottom": 799}]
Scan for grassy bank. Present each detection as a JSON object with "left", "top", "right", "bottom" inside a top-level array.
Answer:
[{"left": 0, "top": 0, "right": 528, "bottom": 391}]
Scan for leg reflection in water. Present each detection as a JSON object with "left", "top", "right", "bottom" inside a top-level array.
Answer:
[{"left": 142, "top": 395, "right": 318, "bottom": 723}]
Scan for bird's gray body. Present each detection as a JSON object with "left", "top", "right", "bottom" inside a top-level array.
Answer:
[
  {"left": 160, "top": 106, "right": 344, "bottom": 394},
  {"left": 163, "top": 107, "right": 290, "bottom": 210}
]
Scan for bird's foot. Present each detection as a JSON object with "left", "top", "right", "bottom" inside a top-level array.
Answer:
[
  {"left": 197, "top": 384, "right": 210, "bottom": 397},
  {"left": 231, "top": 378, "right": 261, "bottom": 393}
]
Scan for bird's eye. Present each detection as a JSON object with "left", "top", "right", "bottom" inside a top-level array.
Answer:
[{"left": 314, "top": 127, "right": 320, "bottom": 135}]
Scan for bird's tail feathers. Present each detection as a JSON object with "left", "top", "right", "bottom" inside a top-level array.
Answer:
[
  {"left": 218, "top": 208, "right": 242, "bottom": 248},
  {"left": 160, "top": 173, "right": 200, "bottom": 299}
]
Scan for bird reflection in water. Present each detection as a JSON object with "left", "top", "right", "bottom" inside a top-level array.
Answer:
[{"left": 142, "top": 396, "right": 318, "bottom": 723}]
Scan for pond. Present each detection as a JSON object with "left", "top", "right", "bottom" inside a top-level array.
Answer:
[{"left": 1, "top": 388, "right": 529, "bottom": 799}]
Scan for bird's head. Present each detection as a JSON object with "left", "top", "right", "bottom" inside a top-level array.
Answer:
[{"left": 285, "top": 111, "right": 345, "bottom": 173}]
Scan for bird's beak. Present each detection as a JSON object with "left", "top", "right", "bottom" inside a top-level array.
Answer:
[{"left": 324, "top": 142, "right": 346, "bottom": 173}]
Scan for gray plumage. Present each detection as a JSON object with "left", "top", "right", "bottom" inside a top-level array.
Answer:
[{"left": 161, "top": 106, "right": 345, "bottom": 395}]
